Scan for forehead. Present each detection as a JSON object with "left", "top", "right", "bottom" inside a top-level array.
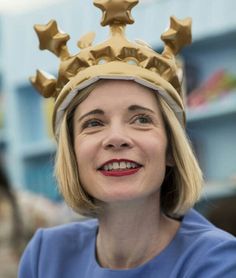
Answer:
[{"left": 76, "top": 80, "right": 160, "bottom": 112}]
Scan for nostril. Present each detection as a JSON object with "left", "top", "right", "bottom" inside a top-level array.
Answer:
[
  {"left": 104, "top": 142, "right": 131, "bottom": 149},
  {"left": 120, "top": 143, "right": 129, "bottom": 148},
  {"left": 102, "top": 134, "right": 133, "bottom": 149},
  {"left": 106, "top": 143, "right": 115, "bottom": 148}
]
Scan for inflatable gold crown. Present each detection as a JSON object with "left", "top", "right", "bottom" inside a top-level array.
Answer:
[{"left": 30, "top": 0, "right": 192, "bottom": 135}]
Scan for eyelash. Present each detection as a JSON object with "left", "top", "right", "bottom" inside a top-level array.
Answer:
[
  {"left": 81, "top": 114, "right": 153, "bottom": 130},
  {"left": 131, "top": 114, "right": 153, "bottom": 125},
  {"left": 81, "top": 119, "right": 104, "bottom": 130}
]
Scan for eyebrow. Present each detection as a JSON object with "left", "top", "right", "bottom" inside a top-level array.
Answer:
[
  {"left": 78, "top": 105, "right": 155, "bottom": 122},
  {"left": 128, "top": 105, "right": 155, "bottom": 114},
  {"left": 78, "top": 109, "right": 104, "bottom": 122}
]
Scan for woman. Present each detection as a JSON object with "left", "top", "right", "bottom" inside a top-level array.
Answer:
[{"left": 19, "top": 0, "right": 236, "bottom": 277}]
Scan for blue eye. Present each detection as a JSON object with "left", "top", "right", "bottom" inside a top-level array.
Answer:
[
  {"left": 133, "top": 114, "right": 153, "bottom": 124},
  {"left": 82, "top": 119, "right": 103, "bottom": 129}
]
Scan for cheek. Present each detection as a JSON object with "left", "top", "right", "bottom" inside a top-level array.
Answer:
[
  {"left": 74, "top": 139, "right": 93, "bottom": 193},
  {"left": 74, "top": 139, "right": 89, "bottom": 168},
  {"left": 145, "top": 136, "right": 168, "bottom": 184},
  {"left": 74, "top": 136, "right": 99, "bottom": 171},
  {"left": 138, "top": 132, "right": 168, "bottom": 161}
]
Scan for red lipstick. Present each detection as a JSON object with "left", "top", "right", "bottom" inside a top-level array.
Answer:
[
  {"left": 98, "top": 159, "right": 142, "bottom": 177},
  {"left": 100, "top": 168, "right": 141, "bottom": 177}
]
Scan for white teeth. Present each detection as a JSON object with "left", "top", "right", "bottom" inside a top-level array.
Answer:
[
  {"left": 102, "top": 161, "right": 140, "bottom": 171},
  {"left": 113, "top": 162, "right": 119, "bottom": 170},
  {"left": 120, "top": 162, "right": 127, "bottom": 169}
]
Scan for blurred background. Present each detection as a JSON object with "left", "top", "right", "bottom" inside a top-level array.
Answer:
[{"left": 0, "top": 0, "right": 236, "bottom": 276}]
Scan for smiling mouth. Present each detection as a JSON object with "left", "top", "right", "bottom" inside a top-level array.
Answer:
[{"left": 98, "top": 160, "right": 142, "bottom": 177}]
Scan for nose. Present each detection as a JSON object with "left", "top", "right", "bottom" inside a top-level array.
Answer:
[{"left": 102, "top": 127, "right": 133, "bottom": 151}]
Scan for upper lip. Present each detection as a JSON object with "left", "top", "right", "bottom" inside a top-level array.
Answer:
[{"left": 98, "top": 159, "right": 143, "bottom": 170}]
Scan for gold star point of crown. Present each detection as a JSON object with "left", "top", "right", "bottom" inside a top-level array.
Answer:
[
  {"left": 93, "top": 0, "right": 139, "bottom": 26},
  {"left": 34, "top": 20, "right": 70, "bottom": 59},
  {"left": 30, "top": 0, "right": 192, "bottom": 108},
  {"left": 161, "top": 16, "right": 192, "bottom": 55}
]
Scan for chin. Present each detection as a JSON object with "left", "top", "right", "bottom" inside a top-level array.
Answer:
[{"left": 95, "top": 188, "right": 151, "bottom": 204}]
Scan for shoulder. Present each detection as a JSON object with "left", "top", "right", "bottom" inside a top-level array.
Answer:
[
  {"left": 18, "top": 219, "right": 98, "bottom": 277},
  {"left": 182, "top": 209, "right": 235, "bottom": 242},
  {"left": 39, "top": 218, "right": 98, "bottom": 238},
  {"left": 32, "top": 218, "right": 98, "bottom": 251},
  {"left": 179, "top": 209, "right": 236, "bottom": 277}
]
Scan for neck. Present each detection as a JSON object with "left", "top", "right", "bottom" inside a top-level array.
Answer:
[{"left": 96, "top": 195, "right": 180, "bottom": 269}]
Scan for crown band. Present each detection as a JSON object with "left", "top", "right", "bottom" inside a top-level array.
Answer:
[{"left": 54, "top": 62, "right": 185, "bottom": 136}]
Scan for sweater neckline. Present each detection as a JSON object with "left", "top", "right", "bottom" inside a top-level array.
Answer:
[{"left": 89, "top": 210, "right": 194, "bottom": 273}]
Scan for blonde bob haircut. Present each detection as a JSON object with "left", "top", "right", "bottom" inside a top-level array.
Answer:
[{"left": 55, "top": 81, "right": 203, "bottom": 218}]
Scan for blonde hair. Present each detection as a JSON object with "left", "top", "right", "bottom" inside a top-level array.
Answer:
[
  {"left": 55, "top": 82, "right": 203, "bottom": 218},
  {"left": 158, "top": 97, "right": 203, "bottom": 216},
  {"left": 55, "top": 85, "right": 100, "bottom": 217}
]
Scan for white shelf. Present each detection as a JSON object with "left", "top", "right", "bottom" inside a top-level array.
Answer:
[
  {"left": 187, "top": 93, "right": 236, "bottom": 122},
  {"left": 20, "top": 139, "right": 56, "bottom": 159}
]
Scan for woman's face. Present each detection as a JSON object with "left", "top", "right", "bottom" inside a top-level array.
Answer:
[{"left": 73, "top": 80, "right": 172, "bottom": 204}]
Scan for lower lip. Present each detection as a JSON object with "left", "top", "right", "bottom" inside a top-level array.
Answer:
[{"left": 99, "top": 168, "right": 141, "bottom": 177}]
